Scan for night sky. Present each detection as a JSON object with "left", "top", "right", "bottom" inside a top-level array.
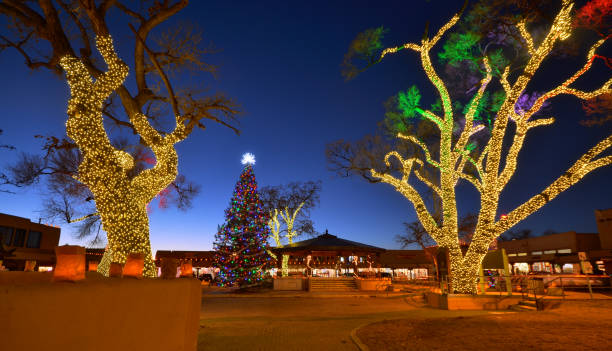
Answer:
[{"left": 0, "top": 0, "right": 610, "bottom": 254}]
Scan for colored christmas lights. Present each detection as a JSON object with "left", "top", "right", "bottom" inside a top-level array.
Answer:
[
  {"left": 369, "top": 0, "right": 611, "bottom": 293},
  {"left": 213, "top": 161, "right": 272, "bottom": 287}
]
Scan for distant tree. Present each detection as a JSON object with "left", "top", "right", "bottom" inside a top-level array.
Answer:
[
  {"left": 0, "top": 129, "right": 15, "bottom": 193},
  {"left": 259, "top": 181, "right": 321, "bottom": 246},
  {"left": 542, "top": 229, "right": 559, "bottom": 236},
  {"left": 396, "top": 213, "right": 478, "bottom": 249},
  {"left": 0, "top": 1, "right": 240, "bottom": 277},
  {"left": 259, "top": 180, "right": 321, "bottom": 277},
  {"left": 0, "top": 129, "right": 13, "bottom": 151},
  {"left": 499, "top": 228, "right": 533, "bottom": 241}
]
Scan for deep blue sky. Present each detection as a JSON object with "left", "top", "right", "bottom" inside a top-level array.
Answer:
[{"left": 1, "top": 0, "right": 610, "bottom": 254}]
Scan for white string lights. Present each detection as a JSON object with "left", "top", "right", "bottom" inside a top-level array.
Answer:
[
  {"left": 369, "top": 0, "right": 612, "bottom": 293},
  {"left": 60, "top": 35, "right": 188, "bottom": 277}
]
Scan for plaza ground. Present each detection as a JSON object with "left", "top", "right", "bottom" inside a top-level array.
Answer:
[
  {"left": 358, "top": 299, "right": 612, "bottom": 351},
  {"left": 198, "top": 287, "right": 612, "bottom": 351}
]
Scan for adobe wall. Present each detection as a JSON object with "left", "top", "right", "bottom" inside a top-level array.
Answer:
[
  {"left": 498, "top": 232, "right": 578, "bottom": 253},
  {"left": 0, "top": 272, "right": 201, "bottom": 351},
  {"left": 356, "top": 278, "right": 391, "bottom": 291},
  {"left": 425, "top": 292, "right": 521, "bottom": 310},
  {"left": 273, "top": 277, "right": 307, "bottom": 290},
  {"left": 595, "top": 209, "right": 612, "bottom": 250},
  {"left": 0, "top": 213, "right": 60, "bottom": 249}
]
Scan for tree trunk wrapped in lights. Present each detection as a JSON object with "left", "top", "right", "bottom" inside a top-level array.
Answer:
[
  {"left": 60, "top": 36, "right": 188, "bottom": 277},
  {"left": 366, "top": 0, "right": 611, "bottom": 293},
  {"left": 260, "top": 181, "right": 321, "bottom": 277}
]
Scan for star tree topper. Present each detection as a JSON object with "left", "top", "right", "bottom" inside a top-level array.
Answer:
[{"left": 241, "top": 152, "right": 256, "bottom": 166}]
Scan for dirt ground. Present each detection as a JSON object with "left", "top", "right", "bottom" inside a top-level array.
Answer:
[{"left": 357, "top": 300, "right": 612, "bottom": 351}]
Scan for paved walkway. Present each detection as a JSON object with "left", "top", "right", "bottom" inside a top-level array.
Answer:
[{"left": 198, "top": 293, "right": 488, "bottom": 351}]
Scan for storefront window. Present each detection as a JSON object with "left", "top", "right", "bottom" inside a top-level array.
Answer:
[{"left": 513, "top": 262, "right": 529, "bottom": 274}]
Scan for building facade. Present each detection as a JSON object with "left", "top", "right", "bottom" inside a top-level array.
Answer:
[
  {"left": 0, "top": 213, "right": 61, "bottom": 271},
  {"left": 498, "top": 229, "right": 612, "bottom": 274},
  {"left": 155, "top": 231, "right": 434, "bottom": 279}
]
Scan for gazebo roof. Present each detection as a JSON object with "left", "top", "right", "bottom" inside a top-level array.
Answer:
[{"left": 274, "top": 230, "right": 385, "bottom": 253}]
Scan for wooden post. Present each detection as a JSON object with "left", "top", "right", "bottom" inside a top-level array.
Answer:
[
  {"left": 587, "top": 275, "right": 593, "bottom": 299},
  {"left": 478, "top": 263, "right": 486, "bottom": 294},
  {"left": 501, "top": 249, "right": 512, "bottom": 296}
]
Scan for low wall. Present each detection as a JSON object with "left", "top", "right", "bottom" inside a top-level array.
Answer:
[
  {"left": 0, "top": 271, "right": 201, "bottom": 351},
  {"left": 356, "top": 278, "right": 391, "bottom": 291},
  {"left": 426, "top": 292, "right": 521, "bottom": 310},
  {"left": 273, "top": 277, "right": 307, "bottom": 290}
]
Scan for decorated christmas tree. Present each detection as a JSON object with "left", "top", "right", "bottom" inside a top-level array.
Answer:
[{"left": 213, "top": 153, "right": 272, "bottom": 287}]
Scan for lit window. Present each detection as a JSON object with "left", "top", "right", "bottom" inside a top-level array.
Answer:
[
  {"left": 532, "top": 251, "right": 542, "bottom": 255},
  {"left": 557, "top": 249, "right": 571, "bottom": 254},
  {"left": 562, "top": 264, "right": 574, "bottom": 273},
  {"left": 518, "top": 253, "right": 527, "bottom": 256},
  {"left": 544, "top": 250, "right": 556, "bottom": 254},
  {"left": 508, "top": 253, "right": 517, "bottom": 257}
]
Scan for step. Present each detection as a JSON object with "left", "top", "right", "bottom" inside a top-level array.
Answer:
[
  {"left": 310, "top": 288, "right": 357, "bottom": 291},
  {"left": 518, "top": 300, "right": 537, "bottom": 308},
  {"left": 510, "top": 304, "right": 537, "bottom": 312}
]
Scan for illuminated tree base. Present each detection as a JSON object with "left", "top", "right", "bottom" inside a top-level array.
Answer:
[
  {"left": 281, "top": 254, "right": 289, "bottom": 277},
  {"left": 100, "top": 205, "right": 157, "bottom": 278},
  {"left": 97, "top": 247, "right": 112, "bottom": 277}
]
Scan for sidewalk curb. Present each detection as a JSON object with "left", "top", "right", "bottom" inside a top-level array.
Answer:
[
  {"left": 349, "top": 322, "right": 371, "bottom": 351},
  {"left": 202, "top": 292, "right": 416, "bottom": 299}
]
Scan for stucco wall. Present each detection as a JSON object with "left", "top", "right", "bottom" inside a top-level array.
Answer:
[
  {"left": 595, "top": 209, "right": 612, "bottom": 250},
  {"left": 0, "top": 272, "right": 201, "bottom": 351},
  {"left": 426, "top": 292, "right": 521, "bottom": 310},
  {"left": 273, "top": 277, "right": 307, "bottom": 290},
  {"left": 356, "top": 278, "right": 391, "bottom": 291}
]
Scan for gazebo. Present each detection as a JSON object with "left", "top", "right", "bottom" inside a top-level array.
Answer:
[{"left": 271, "top": 230, "right": 386, "bottom": 277}]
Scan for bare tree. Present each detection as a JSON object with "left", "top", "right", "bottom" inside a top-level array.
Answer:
[
  {"left": 0, "top": 129, "right": 16, "bottom": 193},
  {"left": 259, "top": 181, "right": 321, "bottom": 276},
  {"left": 0, "top": 129, "right": 13, "bottom": 151},
  {"left": 339, "top": 0, "right": 611, "bottom": 293},
  {"left": 498, "top": 228, "right": 533, "bottom": 242},
  {"left": 0, "top": 1, "right": 239, "bottom": 277},
  {"left": 259, "top": 181, "right": 321, "bottom": 245}
]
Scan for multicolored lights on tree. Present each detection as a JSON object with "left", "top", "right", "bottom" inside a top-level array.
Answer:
[
  {"left": 213, "top": 156, "right": 273, "bottom": 287},
  {"left": 369, "top": 0, "right": 612, "bottom": 293},
  {"left": 60, "top": 35, "right": 188, "bottom": 277}
]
